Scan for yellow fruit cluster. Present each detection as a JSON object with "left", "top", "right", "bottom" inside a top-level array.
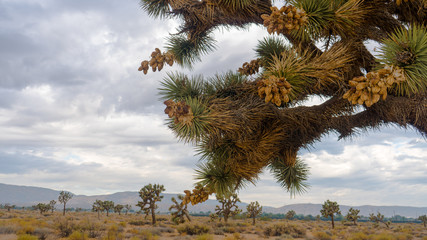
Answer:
[
  {"left": 257, "top": 75, "right": 292, "bottom": 106},
  {"left": 343, "top": 65, "right": 406, "bottom": 107},
  {"left": 138, "top": 48, "right": 174, "bottom": 74},
  {"left": 261, "top": 6, "right": 308, "bottom": 35},
  {"left": 238, "top": 59, "right": 260, "bottom": 75},
  {"left": 182, "top": 185, "right": 212, "bottom": 206},
  {"left": 164, "top": 99, "right": 194, "bottom": 124}
]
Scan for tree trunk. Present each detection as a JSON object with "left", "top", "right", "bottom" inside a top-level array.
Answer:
[
  {"left": 106, "top": 210, "right": 109, "bottom": 216},
  {"left": 151, "top": 205, "right": 156, "bottom": 225},
  {"left": 97, "top": 210, "right": 100, "bottom": 219},
  {"left": 331, "top": 215, "right": 335, "bottom": 229},
  {"left": 224, "top": 214, "right": 229, "bottom": 224},
  {"left": 63, "top": 203, "right": 66, "bottom": 216},
  {"left": 252, "top": 216, "right": 256, "bottom": 225}
]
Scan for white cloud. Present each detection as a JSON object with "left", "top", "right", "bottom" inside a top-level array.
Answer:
[{"left": 0, "top": 0, "right": 425, "bottom": 209}]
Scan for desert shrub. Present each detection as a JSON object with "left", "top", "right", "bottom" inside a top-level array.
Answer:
[
  {"left": 263, "top": 223, "right": 306, "bottom": 238},
  {"left": 0, "top": 225, "right": 17, "bottom": 234},
  {"left": 17, "top": 224, "right": 35, "bottom": 235},
  {"left": 33, "top": 227, "right": 53, "bottom": 240},
  {"left": 55, "top": 217, "right": 77, "bottom": 237},
  {"left": 79, "top": 218, "right": 103, "bottom": 238},
  {"left": 156, "top": 217, "right": 168, "bottom": 222},
  {"left": 195, "top": 234, "right": 214, "bottom": 240},
  {"left": 129, "top": 220, "right": 146, "bottom": 226},
  {"left": 224, "top": 232, "right": 244, "bottom": 240},
  {"left": 348, "top": 232, "right": 369, "bottom": 240},
  {"left": 369, "top": 233, "right": 394, "bottom": 240},
  {"left": 104, "top": 224, "right": 125, "bottom": 240},
  {"left": 221, "top": 226, "right": 236, "bottom": 233},
  {"left": 213, "top": 228, "right": 225, "bottom": 235},
  {"left": 17, "top": 234, "right": 38, "bottom": 240},
  {"left": 129, "top": 229, "right": 159, "bottom": 240},
  {"left": 68, "top": 230, "right": 89, "bottom": 240},
  {"left": 177, "top": 223, "right": 211, "bottom": 235},
  {"left": 154, "top": 226, "right": 175, "bottom": 233},
  {"left": 313, "top": 231, "right": 335, "bottom": 240}
]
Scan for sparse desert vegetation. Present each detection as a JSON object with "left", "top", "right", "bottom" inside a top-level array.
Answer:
[{"left": 0, "top": 208, "right": 426, "bottom": 240}]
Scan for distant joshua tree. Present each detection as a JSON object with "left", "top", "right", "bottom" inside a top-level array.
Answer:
[
  {"left": 49, "top": 200, "right": 56, "bottom": 213},
  {"left": 215, "top": 193, "right": 242, "bottom": 224},
  {"left": 286, "top": 210, "right": 296, "bottom": 220},
  {"left": 169, "top": 195, "right": 191, "bottom": 224},
  {"left": 102, "top": 201, "right": 115, "bottom": 216},
  {"left": 58, "top": 191, "right": 73, "bottom": 216},
  {"left": 346, "top": 208, "right": 361, "bottom": 225},
  {"left": 114, "top": 204, "right": 124, "bottom": 215},
  {"left": 137, "top": 183, "right": 165, "bottom": 225},
  {"left": 124, "top": 204, "right": 132, "bottom": 215},
  {"left": 92, "top": 200, "right": 104, "bottom": 219},
  {"left": 320, "top": 200, "right": 341, "bottom": 229},
  {"left": 246, "top": 201, "right": 262, "bottom": 225},
  {"left": 418, "top": 215, "right": 427, "bottom": 228},
  {"left": 4, "top": 203, "right": 15, "bottom": 212},
  {"left": 35, "top": 203, "right": 50, "bottom": 214},
  {"left": 369, "top": 212, "right": 390, "bottom": 228}
]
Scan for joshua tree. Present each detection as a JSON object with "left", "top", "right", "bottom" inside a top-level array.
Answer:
[
  {"left": 346, "top": 208, "right": 361, "bottom": 226},
  {"left": 369, "top": 212, "right": 390, "bottom": 228},
  {"left": 3, "top": 203, "right": 15, "bottom": 212},
  {"left": 49, "top": 200, "right": 56, "bottom": 213},
  {"left": 320, "top": 200, "right": 341, "bottom": 229},
  {"left": 246, "top": 201, "right": 262, "bottom": 225},
  {"left": 418, "top": 215, "right": 427, "bottom": 228},
  {"left": 137, "top": 183, "right": 165, "bottom": 225},
  {"left": 215, "top": 193, "right": 242, "bottom": 224},
  {"left": 137, "top": 0, "right": 427, "bottom": 198},
  {"left": 102, "top": 201, "right": 115, "bottom": 216},
  {"left": 114, "top": 204, "right": 124, "bottom": 215},
  {"left": 124, "top": 204, "right": 132, "bottom": 215},
  {"left": 92, "top": 200, "right": 104, "bottom": 219},
  {"left": 169, "top": 195, "right": 191, "bottom": 224},
  {"left": 35, "top": 203, "right": 50, "bottom": 214},
  {"left": 286, "top": 210, "right": 296, "bottom": 220},
  {"left": 58, "top": 191, "right": 73, "bottom": 216}
]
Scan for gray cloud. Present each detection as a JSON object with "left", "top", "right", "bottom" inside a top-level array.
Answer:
[{"left": 0, "top": 0, "right": 425, "bottom": 207}]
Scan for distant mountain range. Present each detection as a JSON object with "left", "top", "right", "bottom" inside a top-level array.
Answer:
[{"left": 1, "top": 183, "right": 426, "bottom": 218}]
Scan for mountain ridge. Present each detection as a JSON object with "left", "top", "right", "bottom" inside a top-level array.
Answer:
[{"left": 1, "top": 183, "right": 426, "bottom": 218}]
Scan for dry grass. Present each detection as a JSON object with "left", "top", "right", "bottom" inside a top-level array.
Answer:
[{"left": 0, "top": 209, "right": 426, "bottom": 239}]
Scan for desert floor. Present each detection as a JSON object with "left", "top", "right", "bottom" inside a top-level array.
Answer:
[{"left": 0, "top": 209, "right": 426, "bottom": 239}]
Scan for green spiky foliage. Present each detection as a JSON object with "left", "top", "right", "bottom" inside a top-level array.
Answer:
[
  {"left": 255, "top": 36, "right": 289, "bottom": 66},
  {"left": 377, "top": 25, "right": 427, "bottom": 96},
  {"left": 320, "top": 200, "right": 341, "bottom": 229},
  {"left": 166, "top": 33, "right": 217, "bottom": 67},
  {"left": 214, "top": 193, "right": 242, "bottom": 223},
  {"left": 346, "top": 208, "right": 360, "bottom": 225},
  {"left": 246, "top": 201, "right": 263, "bottom": 225},
  {"left": 140, "top": 0, "right": 427, "bottom": 199},
  {"left": 137, "top": 183, "right": 165, "bottom": 225},
  {"left": 269, "top": 158, "right": 310, "bottom": 197}
]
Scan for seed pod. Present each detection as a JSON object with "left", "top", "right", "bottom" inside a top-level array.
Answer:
[
  {"left": 372, "top": 94, "right": 380, "bottom": 103},
  {"left": 356, "top": 82, "right": 367, "bottom": 90}
]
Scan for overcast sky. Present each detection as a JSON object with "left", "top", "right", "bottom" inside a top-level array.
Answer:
[{"left": 0, "top": 0, "right": 426, "bottom": 208}]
